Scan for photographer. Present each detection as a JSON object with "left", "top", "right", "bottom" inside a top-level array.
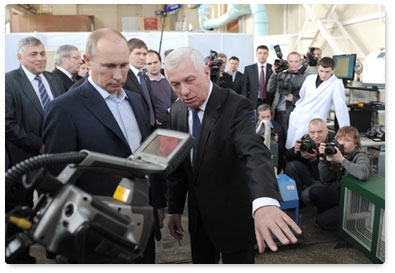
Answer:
[
  {"left": 267, "top": 52, "right": 306, "bottom": 135},
  {"left": 303, "top": 47, "right": 322, "bottom": 76},
  {"left": 302, "top": 126, "right": 370, "bottom": 230},
  {"left": 284, "top": 118, "right": 332, "bottom": 202},
  {"left": 207, "top": 51, "right": 233, "bottom": 88},
  {"left": 256, "top": 104, "right": 286, "bottom": 173}
]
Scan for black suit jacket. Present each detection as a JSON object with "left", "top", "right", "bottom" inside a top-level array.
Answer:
[
  {"left": 43, "top": 80, "right": 151, "bottom": 195},
  {"left": 167, "top": 84, "right": 282, "bottom": 253},
  {"left": 52, "top": 67, "right": 75, "bottom": 91},
  {"left": 232, "top": 71, "right": 244, "bottom": 94},
  {"left": 69, "top": 73, "right": 88, "bottom": 90},
  {"left": 123, "top": 69, "right": 156, "bottom": 127},
  {"left": 242, "top": 63, "right": 274, "bottom": 108},
  {"left": 5, "top": 66, "right": 65, "bottom": 210}
]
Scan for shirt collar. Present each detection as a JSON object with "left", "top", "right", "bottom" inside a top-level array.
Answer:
[
  {"left": 129, "top": 65, "right": 141, "bottom": 78},
  {"left": 56, "top": 66, "right": 73, "bottom": 79},
  {"left": 148, "top": 73, "right": 166, "bottom": 82},
  {"left": 258, "top": 62, "right": 266, "bottom": 68},
  {"left": 193, "top": 81, "right": 213, "bottom": 112},
  {"left": 88, "top": 75, "right": 128, "bottom": 101},
  {"left": 22, "top": 65, "right": 40, "bottom": 82}
]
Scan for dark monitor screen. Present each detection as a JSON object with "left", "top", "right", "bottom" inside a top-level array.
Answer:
[{"left": 333, "top": 54, "right": 357, "bottom": 81}]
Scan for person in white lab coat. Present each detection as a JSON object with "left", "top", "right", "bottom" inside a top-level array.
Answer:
[{"left": 285, "top": 57, "right": 350, "bottom": 149}]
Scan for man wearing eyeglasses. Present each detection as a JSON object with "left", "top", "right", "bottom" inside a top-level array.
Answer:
[{"left": 52, "top": 44, "right": 81, "bottom": 91}]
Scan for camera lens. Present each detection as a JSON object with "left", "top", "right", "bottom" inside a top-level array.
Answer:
[{"left": 324, "top": 146, "right": 336, "bottom": 155}]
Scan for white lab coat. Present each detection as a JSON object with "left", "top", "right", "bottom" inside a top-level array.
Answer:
[{"left": 285, "top": 74, "right": 350, "bottom": 149}]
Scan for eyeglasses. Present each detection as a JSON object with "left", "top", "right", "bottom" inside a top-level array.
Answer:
[{"left": 68, "top": 56, "right": 81, "bottom": 61}]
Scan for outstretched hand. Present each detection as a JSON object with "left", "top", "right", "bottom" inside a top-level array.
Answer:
[{"left": 254, "top": 205, "right": 302, "bottom": 253}]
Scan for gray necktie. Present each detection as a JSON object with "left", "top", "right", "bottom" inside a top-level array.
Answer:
[{"left": 138, "top": 71, "right": 155, "bottom": 125}]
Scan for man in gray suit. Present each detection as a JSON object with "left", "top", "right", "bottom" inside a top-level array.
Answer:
[{"left": 5, "top": 36, "right": 65, "bottom": 263}]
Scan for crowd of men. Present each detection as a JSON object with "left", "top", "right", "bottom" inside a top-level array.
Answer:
[{"left": 6, "top": 28, "right": 371, "bottom": 264}]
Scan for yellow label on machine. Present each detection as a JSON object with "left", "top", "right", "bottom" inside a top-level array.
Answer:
[{"left": 113, "top": 185, "right": 132, "bottom": 203}]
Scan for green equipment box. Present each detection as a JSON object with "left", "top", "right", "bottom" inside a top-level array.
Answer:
[{"left": 338, "top": 173, "right": 385, "bottom": 263}]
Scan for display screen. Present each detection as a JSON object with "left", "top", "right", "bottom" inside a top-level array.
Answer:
[
  {"left": 143, "top": 135, "right": 182, "bottom": 158},
  {"left": 333, "top": 54, "right": 357, "bottom": 80}
]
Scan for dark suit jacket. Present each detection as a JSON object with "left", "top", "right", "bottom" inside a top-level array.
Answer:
[
  {"left": 52, "top": 67, "right": 75, "bottom": 91},
  {"left": 231, "top": 71, "right": 244, "bottom": 94},
  {"left": 69, "top": 73, "right": 88, "bottom": 90},
  {"left": 123, "top": 69, "right": 156, "bottom": 127},
  {"left": 167, "top": 85, "right": 282, "bottom": 253},
  {"left": 5, "top": 66, "right": 65, "bottom": 210},
  {"left": 42, "top": 80, "right": 151, "bottom": 195},
  {"left": 242, "top": 63, "right": 274, "bottom": 108}
]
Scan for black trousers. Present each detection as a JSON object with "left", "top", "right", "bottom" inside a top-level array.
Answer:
[{"left": 189, "top": 215, "right": 255, "bottom": 264}]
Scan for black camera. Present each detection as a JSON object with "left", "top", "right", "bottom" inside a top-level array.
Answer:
[
  {"left": 306, "top": 47, "right": 318, "bottom": 67},
  {"left": 324, "top": 139, "right": 343, "bottom": 156},
  {"left": 278, "top": 73, "right": 294, "bottom": 95},
  {"left": 273, "top": 44, "right": 288, "bottom": 73},
  {"left": 207, "top": 50, "right": 224, "bottom": 84},
  {"left": 300, "top": 134, "right": 317, "bottom": 153},
  {"left": 207, "top": 50, "right": 223, "bottom": 68}
]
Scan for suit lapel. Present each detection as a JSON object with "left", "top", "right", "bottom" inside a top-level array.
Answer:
[
  {"left": 171, "top": 100, "right": 192, "bottom": 171},
  {"left": 44, "top": 71, "right": 63, "bottom": 97},
  {"left": 253, "top": 64, "right": 259, "bottom": 86},
  {"left": 18, "top": 67, "right": 44, "bottom": 115},
  {"left": 80, "top": 82, "right": 129, "bottom": 146},
  {"left": 127, "top": 70, "right": 143, "bottom": 93},
  {"left": 194, "top": 87, "right": 224, "bottom": 175}
]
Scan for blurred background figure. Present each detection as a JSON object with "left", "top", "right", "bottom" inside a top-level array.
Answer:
[{"left": 76, "top": 58, "right": 89, "bottom": 80}]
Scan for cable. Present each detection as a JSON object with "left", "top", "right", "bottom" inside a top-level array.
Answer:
[{"left": 5, "top": 151, "right": 88, "bottom": 192}]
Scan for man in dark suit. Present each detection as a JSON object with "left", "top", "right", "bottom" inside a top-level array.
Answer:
[
  {"left": 242, "top": 45, "right": 274, "bottom": 108},
  {"left": 227, "top": 55, "right": 244, "bottom": 94},
  {"left": 52, "top": 44, "right": 81, "bottom": 91},
  {"left": 124, "top": 38, "right": 156, "bottom": 129},
  {"left": 42, "top": 28, "right": 152, "bottom": 262},
  {"left": 5, "top": 36, "right": 65, "bottom": 263},
  {"left": 256, "top": 104, "right": 286, "bottom": 174},
  {"left": 123, "top": 38, "right": 166, "bottom": 257},
  {"left": 164, "top": 47, "right": 301, "bottom": 264},
  {"left": 214, "top": 52, "right": 233, "bottom": 89}
]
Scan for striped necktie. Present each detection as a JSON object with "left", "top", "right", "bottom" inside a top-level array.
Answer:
[{"left": 35, "top": 75, "right": 50, "bottom": 110}]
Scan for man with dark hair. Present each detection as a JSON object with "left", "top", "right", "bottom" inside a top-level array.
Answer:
[
  {"left": 124, "top": 38, "right": 156, "bottom": 128},
  {"left": 145, "top": 49, "right": 177, "bottom": 129},
  {"left": 286, "top": 57, "right": 350, "bottom": 149},
  {"left": 227, "top": 55, "right": 244, "bottom": 94},
  {"left": 256, "top": 104, "right": 286, "bottom": 173},
  {"left": 215, "top": 52, "right": 233, "bottom": 88},
  {"left": 242, "top": 45, "right": 274, "bottom": 108},
  {"left": 145, "top": 49, "right": 177, "bottom": 243}
]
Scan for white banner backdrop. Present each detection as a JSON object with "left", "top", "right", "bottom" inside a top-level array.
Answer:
[{"left": 5, "top": 32, "right": 290, "bottom": 73}]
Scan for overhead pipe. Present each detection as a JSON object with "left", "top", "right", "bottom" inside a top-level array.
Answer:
[{"left": 198, "top": 4, "right": 269, "bottom": 36}]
